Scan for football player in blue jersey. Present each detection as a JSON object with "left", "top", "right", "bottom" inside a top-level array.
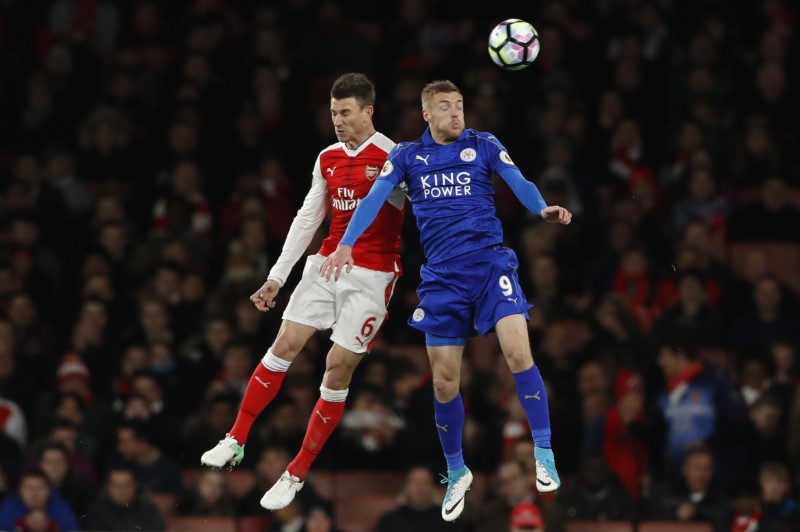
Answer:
[{"left": 320, "top": 80, "right": 572, "bottom": 522}]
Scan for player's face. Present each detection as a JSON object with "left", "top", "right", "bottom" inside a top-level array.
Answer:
[
  {"left": 330, "top": 97, "right": 373, "bottom": 148},
  {"left": 423, "top": 91, "right": 464, "bottom": 143}
]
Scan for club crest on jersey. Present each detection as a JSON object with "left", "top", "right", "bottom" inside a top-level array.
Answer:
[
  {"left": 499, "top": 151, "right": 514, "bottom": 165},
  {"left": 380, "top": 160, "right": 393, "bottom": 177},
  {"left": 412, "top": 308, "right": 425, "bottom": 322},
  {"left": 460, "top": 148, "right": 477, "bottom": 162},
  {"left": 365, "top": 165, "right": 380, "bottom": 180}
]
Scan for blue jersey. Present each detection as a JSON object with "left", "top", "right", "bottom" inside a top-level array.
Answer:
[{"left": 378, "top": 127, "right": 520, "bottom": 264}]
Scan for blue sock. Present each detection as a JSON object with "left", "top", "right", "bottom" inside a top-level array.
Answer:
[
  {"left": 513, "top": 365, "right": 551, "bottom": 448},
  {"left": 434, "top": 393, "right": 465, "bottom": 471}
]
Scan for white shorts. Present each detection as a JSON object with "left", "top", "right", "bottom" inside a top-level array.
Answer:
[{"left": 282, "top": 254, "right": 399, "bottom": 353}]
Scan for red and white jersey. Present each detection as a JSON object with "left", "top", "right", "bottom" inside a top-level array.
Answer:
[{"left": 268, "top": 132, "right": 405, "bottom": 285}]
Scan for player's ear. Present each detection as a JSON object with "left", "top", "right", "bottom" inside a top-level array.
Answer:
[
  {"left": 363, "top": 105, "right": 374, "bottom": 120},
  {"left": 422, "top": 107, "right": 430, "bottom": 123}
]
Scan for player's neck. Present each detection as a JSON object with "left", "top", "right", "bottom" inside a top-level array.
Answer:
[
  {"left": 430, "top": 128, "right": 458, "bottom": 145},
  {"left": 345, "top": 129, "right": 376, "bottom": 151}
]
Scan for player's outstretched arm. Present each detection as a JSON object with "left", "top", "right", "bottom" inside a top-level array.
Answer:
[
  {"left": 320, "top": 179, "right": 395, "bottom": 281},
  {"left": 498, "top": 167, "right": 572, "bottom": 224}
]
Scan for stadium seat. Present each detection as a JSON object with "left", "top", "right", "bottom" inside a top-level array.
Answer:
[
  {"left": 334, "top": 493, "right": 399, "bottom": 532},
  {"left": 151, "top": 493, "right": 177, "bottom": 519},
  {"left": 166, "top": 516, "right": 237, "bottom": 532},
  {"left": 566, "top": 521, "right": 634, "bottom": 532},
  {"left": 237, "top": 516, "right": 271, "bottom": 532},
  {"left": 728, "top": 242, "right": 800, "bottom": 293},
  {"left": 638, "top": 522, "right": 713, "bottom": 532}
]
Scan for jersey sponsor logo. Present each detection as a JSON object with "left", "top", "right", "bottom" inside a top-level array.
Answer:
[
  {"left": 380, "top": 160, "right": 394, "bottom": 176},
  {"left": 415, "top": 154, "right": 430, "bottom": 165},
  {"left": 460, "top": 148, "right": 476, "bottom": 162},
  {"left": 420, "top": 172, "right": 472, "bottom": 198},
  {"left": 499, "top": 151, "right": 514, "bottom": 165},
  {"left": 332, "top": 187, "right": 360, "bottom": 211},
  {"left": 365, "top": 165, "right": 380, "bottom": 180},
  {"left": 412, "top": 308, "right": 425, "bottom": 322}
]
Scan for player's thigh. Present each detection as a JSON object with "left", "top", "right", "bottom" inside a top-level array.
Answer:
[
  {"left": 330, "top": 266, "right": 397, "bottom": 353},
  {"left": 282, "top": 255, "right": 337, "bottom": 330},
  {"left": 412, "top": 264, "right": 474, "bottom": 338},
  {"left": 494, "top": 314, "right": 534, "bottom": 370},
  {"left": 321, "top": 343, "right": 365, "bottom": 389},
  {"left": 474, "top": 246, "right": 532, "bottom": 336}
]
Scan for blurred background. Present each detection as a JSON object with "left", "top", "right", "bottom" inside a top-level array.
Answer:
[{"left": 0, "top": 0, "right": 799, "bottom": 531}]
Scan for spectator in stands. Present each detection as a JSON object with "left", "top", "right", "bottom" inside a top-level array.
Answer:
[
  {"left": 177, "top": 469, "right": 235, "bottom": 516},
  {"left": 603, "top": 369, "right": 649, "bottom": 501},
  {"left": 180, "top": 392, "right": 238, "bottom": 467},
  {"left": 509, "top": 501, "right": 545, "bottom": 532},
  {"left": 728, "top": 178, "right": 800, "bottom": 243},
  {"left": 114, "top": 420, "right": 183, "bottom": 494},
  {"left": 376, "top": 466, "right": 456, "bottom": 532},
  {"left": 473, "top": 460, "right": 565, "bottom": 532},
  {"left": 646, "top": 444, "right": 732, "bottom": 531},
  {"left": 0, "top": 469, "right": 79, "bottom": 532},
  {"left": 756, "top": 462, "right": 800, "bottom": 529},
  {"left": 561, "top": 452, "right": 635, "bottom": 521},
  {"left": 38, "top": 443, "right": 95, "bottom": 518},
  {"left": 731, "top": 276, "right": 800, "bottom": 348},
  {"left": 82, "top": 465, "right": 165, "bottom": 531},
  {"left": 654, "top": 343, "right": 745, "bottom": 470}
]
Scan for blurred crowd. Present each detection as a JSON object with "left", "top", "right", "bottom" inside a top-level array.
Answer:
[{"left": 0, "top": 0, "right": 799, "bottom": 531}]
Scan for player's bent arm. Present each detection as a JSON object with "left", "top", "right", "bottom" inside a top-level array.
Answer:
[
  {"left": 267, "top": 174, "right": 329, "bottom": 286},
  {"left": 498, "top": 167, "right": 548, "bottom": 216},
  {"left": 339, "top": 179, "right": 396, "bottom": 247}
]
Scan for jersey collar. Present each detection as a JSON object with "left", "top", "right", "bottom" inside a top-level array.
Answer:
[{"left": 421, "top": 127, "right": 468, "bottom": 146}]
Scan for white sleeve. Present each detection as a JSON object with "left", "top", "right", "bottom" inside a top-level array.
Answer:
[{"left": 267, "top": 158, "right": 329, "bottom": 286}]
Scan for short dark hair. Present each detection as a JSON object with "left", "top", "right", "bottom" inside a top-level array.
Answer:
[{"left": 330, "top": 73, "right": 375, "bottom": 108}]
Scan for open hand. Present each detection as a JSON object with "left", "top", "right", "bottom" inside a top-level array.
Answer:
[
  {"left": 320, "top": 245, "right": 354, "bottom": 282},
  {"left": 540, "top": 205, "right": 572, "bottom": 224}
]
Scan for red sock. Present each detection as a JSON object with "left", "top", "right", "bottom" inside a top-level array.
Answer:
[
  {"left": 229, "top": 363, "right": 286, "bottom": 444},
  {"left": 287, "top": 397, "right": 346, "bottom": 480}
]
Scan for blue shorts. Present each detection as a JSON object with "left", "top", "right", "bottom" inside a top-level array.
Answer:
[{"left": 409, "top": 245, "right": 532, "bottom": 337}]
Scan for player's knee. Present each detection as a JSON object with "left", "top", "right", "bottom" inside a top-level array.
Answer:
[
  {"left": 323, "top": 363, "right": 354, "bottom": 390},
  {"left": 270, "top": 335, "right": 303, "bottom": 359},
  {"left": 431, "top": 374, "right": 459, "bottom": 401},
  {"left": 504, "top": 348, "right": 533, "bottom": 372}
]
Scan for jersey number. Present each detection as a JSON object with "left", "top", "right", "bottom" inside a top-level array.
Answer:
[
  {"left": 361, "top": 317, "right": 377, "bottom": 337},
  {"left": 499, "top": 275, "right": 514, "bottom": 296}
]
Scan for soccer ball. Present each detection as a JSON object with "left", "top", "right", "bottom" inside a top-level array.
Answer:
[{"left": 488, "top": 19, "right": 540, "bottom": 70}]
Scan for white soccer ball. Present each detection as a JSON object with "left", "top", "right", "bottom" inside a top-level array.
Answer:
[{"left": 488, "top": 19, "right": 540, "bottom": 71}]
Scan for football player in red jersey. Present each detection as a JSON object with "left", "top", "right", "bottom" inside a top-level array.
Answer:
[{"left": 201, "top": 73, "right": 404, "bottom": 510}]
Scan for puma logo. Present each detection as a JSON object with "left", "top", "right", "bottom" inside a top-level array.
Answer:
[
  {"left": 326, "top": 167, "right": 336, "bottom": 176},
  {"left": 415, "top": 154, "right": 430, "bottom": 165},
  {"left": 354, "top": 336, "right": 365, "bottom": 347},
  {"left": 316, "top": 410, "right": 332, "bottom": 424},
  {"left": 254, "top": 376, "right": 271, "bottom": 389},
  {"left": 524, "top": 391, "right": 541, "bottom": 400},
  {"left": 436, "top": 423, "right": 448, "bottom": 432}
]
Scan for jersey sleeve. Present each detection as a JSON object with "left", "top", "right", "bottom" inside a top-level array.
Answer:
[
  {"left": 479, "top": 133, "right": 520, "bottom": 176},
  {"left": 376, "top": 145, "right": 407, "bottom": 187},
  {"left": 267, "top": 156, "right": 329, "bottom": 286}
]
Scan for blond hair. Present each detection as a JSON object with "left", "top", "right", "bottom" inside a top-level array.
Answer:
[{"left": 421, "top": 80, "right": 461, "bottom": 109}]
